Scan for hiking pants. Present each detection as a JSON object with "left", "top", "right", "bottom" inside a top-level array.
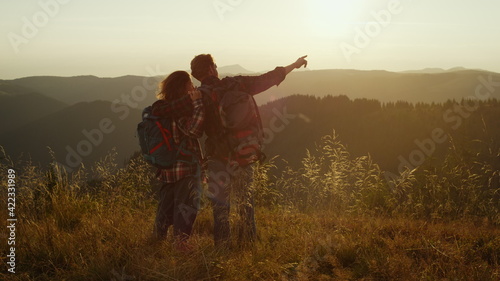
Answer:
[
  {"left": 207, "top": 159, "right": 256, "bottom": 247},
  {"left": 154, "top": 175, "right": 201, "bottom": 240}
]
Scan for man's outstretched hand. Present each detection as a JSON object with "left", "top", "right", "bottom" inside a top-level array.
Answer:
[
  {"left": 294, "top": 55, "right": 308, "bottom": 69},
  {"left": 284, "top": 55, "right": 308, "bottom": 75}
]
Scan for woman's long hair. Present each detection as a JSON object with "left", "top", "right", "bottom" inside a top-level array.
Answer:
[{"left": 157, "top": 71, "right": 191, "bottom": 101}]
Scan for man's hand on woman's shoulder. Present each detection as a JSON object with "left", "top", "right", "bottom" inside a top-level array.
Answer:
[{"left": 189, "top": 89, "right": 202, "bottom": 101}]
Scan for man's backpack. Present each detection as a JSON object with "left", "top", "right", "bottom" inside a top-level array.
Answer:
[
  {"left": 200, "top": 78, "right": 265, "bottom": 166},
  {"left": 137, "top": 106, "right": 195, "bottom": 169}
]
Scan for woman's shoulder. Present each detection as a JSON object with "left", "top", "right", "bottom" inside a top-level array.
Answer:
[{"left": 151, "top": 100, "right": 171, "bottom": 116}]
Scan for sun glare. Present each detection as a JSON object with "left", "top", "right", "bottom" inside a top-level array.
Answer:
[{"left": 307, "top": 0, "right": 360, "bottom": 36}]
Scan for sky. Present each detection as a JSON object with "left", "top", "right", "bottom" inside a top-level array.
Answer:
[{"left": 1, "top": 0, "right": 500, "bottom": 79}]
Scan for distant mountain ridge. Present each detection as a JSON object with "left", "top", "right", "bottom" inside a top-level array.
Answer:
[
  {"left": 253, "top": 68, "right": 500, "bottom": 105},
  {"left": 6, "top": 67, "right": 499, "bottom": 108},
  {"left": 217, "top": 64, "right": 255, "bottom": 75},
  {"left": 399, "top": 67, "right": 487, "bottom": 74},
  {"left": 8, "top": 75, "right": 160, "bottom": 107}
]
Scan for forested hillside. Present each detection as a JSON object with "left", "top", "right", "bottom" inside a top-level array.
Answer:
[{"left": 260, "top": 95, "right": 500, "bottom": 174}]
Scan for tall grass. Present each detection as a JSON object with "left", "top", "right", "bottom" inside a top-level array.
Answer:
[
  {"left": 0, "top": 131, "right": 498, "bottom": 280},
  {"left": 257, "top": 131, "right": 499, "bottom": 224}
]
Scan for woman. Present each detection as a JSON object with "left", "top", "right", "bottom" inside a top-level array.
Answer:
[{"left": 152, "top": 71, "right": 204, "bottom": 250}]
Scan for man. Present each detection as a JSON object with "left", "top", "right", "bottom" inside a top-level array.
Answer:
[{"left": 189, "top": 54, "right": 308, "bottom": 248}]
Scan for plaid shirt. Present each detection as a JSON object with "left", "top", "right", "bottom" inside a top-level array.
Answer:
[{"left": 152, "top": 98, "right": 204, "bottom": 183}]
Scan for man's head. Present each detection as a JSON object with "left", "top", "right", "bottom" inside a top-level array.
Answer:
[{"left": 190, "top": 54, "right": 218, "bottom": 82}]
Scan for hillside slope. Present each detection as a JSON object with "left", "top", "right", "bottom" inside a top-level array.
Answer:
[
  {"left": 0, "top": 100, "right": 141, "bottom": 169},
  {"left": 0, "top": 82, "right": 68, "bottom": 134}
]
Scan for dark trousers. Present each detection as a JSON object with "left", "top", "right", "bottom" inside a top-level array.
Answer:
[
  {"left": 154, "top": 176, "right": 201, "bottom": 240},
  {"left": 206, "top": 159, "right": 256, "bottom": 247}
]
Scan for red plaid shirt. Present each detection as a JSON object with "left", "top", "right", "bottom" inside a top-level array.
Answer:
[{"left": 152, "top": 98, "right": 204, "bottom": 183}]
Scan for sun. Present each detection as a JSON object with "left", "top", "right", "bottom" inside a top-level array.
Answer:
[{"left": 307, "top": 0, "right": 361, "bottom": 36}]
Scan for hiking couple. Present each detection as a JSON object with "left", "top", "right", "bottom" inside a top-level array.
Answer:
[{"left": 148, "top": 54, "right": 308, "bottom": 250}]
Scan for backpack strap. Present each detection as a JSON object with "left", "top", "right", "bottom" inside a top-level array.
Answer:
[
  {"left": 198, "top": 85, "right": 232, "bottom": 156},
  {"left": 248, "top": 92, "right": 266, "bottom": 163},
  {"left": 150, "top": 121, "right": 173, "bottom": 153},
  {"left": 176, "top": 137, "right": 202, "bottom": 179}
]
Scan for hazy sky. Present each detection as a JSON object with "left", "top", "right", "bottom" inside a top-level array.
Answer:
[{"left": 1, "top": 0, "right": 499, "bottom": 79}]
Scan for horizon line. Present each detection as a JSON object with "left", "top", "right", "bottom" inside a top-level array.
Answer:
[{"left": 3, "top": 66, "right": 498, "bottom": 80}]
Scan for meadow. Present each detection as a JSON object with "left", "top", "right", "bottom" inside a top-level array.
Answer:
[{"left": 0, "top": 132, "right": 499, "bottom": 280}]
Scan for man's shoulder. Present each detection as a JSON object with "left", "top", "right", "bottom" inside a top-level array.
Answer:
[
  {"left": 219, "top": 76, "right": 245, "bottom": 90},
  {"left": 220, "top": 75, "right": 248, "bottom": 83}
]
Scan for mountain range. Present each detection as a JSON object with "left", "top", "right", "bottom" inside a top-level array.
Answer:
[
  {"left": 4, "top": 66, "right": 498, "bottom": 107},
  {"left": 1, "top": 66, "right": 499, "bottom": 171},
  {"left": 253, "top": 68, "right": 500, "bottom": 105}
]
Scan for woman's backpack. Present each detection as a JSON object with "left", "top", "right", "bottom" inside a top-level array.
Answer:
[{"left": 137, "top": 106, "right": 195, "bottom": 168}]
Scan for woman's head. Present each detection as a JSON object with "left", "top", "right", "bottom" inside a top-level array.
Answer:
[{"left": 157, "top": 71, "right": 194, "bottom": 101}]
